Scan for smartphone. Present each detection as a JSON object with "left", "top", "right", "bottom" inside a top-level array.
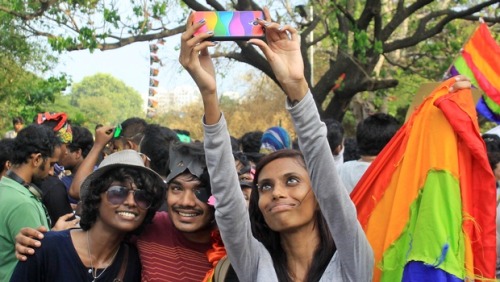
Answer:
[{"left": 192, "top": 11, "right": 265, "bottom": 41}]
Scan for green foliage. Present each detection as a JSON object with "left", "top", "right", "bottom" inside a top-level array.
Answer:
[
  {"left": 1, "top": 0, "right": 497, "bottom": 126},
  {"left": 152, "top": 2, "right": 167, "bottom": 19},
  {"left": 353, "top": 29, "right": 370, "bottom": 60},
  {"left": 103, "top": 8, "right": 120, "bottom": 28},
  {"left": 14, "top": 75, "right": 69, "bottom": 120},
  {"left": 0, "top": 6, "right": 72, "bottom": 132},
  {"left": 0, "top": 65, "right": 70, "bottom": 132},
  {"left": 48, "top": 36, "right": 77, "bottom": 52},
  {"left": 68, "top": 73, "right": 144, "bottom": 126}
]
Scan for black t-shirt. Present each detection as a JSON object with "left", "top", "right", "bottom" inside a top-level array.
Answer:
[{"left": 36, "top": 176, "right": 74, "bottom": 225}]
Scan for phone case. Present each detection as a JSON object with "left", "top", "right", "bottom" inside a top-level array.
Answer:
[{"left": 192, "top": 11, "right": 265, "bottom": 40}]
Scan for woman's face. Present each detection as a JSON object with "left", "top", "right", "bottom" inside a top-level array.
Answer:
[
  {"left": 494, "top": 162, "right": 500, "bottom": 181},
  {"left": 97, "top": 181, "right": 148, "bottom": 233},
  {"left": 256, "top": 157, "right": 318, "bottom": 233}
]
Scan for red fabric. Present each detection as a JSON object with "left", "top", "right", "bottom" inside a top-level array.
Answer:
[{"left": 435, "top": 91, "right": 496, "bottom": 279}]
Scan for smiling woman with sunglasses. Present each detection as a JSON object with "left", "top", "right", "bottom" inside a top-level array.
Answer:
[{"left": 10, "top": 150, "right": 165, "bottom": 282}]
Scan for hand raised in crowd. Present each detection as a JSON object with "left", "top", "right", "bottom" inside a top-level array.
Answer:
[
  {"left": 15, "top": 226, "right": 46, "bottom": 261},
  {"left": 179, "top": 13, "right": 218, "bottom": 96},
  {"left": 94, "top": 125, "right": 114, "bottom": 148},
  {"left": 179, "top": 13, "right": 220, "bottom": 124},
  {"left": 449, "top": 75, "right": 472, "bottom": 92},
  {"left": 52, "top": 212, "right": 80, "bottom": 231},
  {"left": 249, "top": 7, "right": 308, "bottom": 102}
]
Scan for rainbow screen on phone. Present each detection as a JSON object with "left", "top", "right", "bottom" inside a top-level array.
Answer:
[{"left": 193, "top": 11, "right": 265, "bottom": 40}]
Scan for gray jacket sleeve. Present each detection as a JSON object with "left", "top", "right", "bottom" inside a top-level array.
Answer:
[
  {"left": 287, "top": 91, "right": 374, "bottom": 281},
  {"left": 203, "top": 114, "right": 269, "bottom": 282}
]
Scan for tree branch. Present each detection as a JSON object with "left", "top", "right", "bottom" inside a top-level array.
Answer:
[
  {"left": 381, "top": 0, "right": 433, "bottom": 42},
  {"left": 384, "top": 0, "right": 499, "bottom": 53},
  {"left": 357, "top": 0, "right": 381, "bottom": 30},
  {"left": 307, "top": 31, "right": 330, "bottom": 48},
  {"left": 181, "top": 0, "right": 211, "bottom": 11},
  {"left": 0, "top": 0, "right": 58, "bottom": 21},
  {"left": 206, "top": 0, "right": 226, "bottom": 11},
  {"left": 234, "top": 0, "right": 261, "bottom": 11},
  {"left": 332, "top": 2, "right": 357, "bottom": 28},
  {"left": 302, "top": 15, "right": 326, "bottom": 49},
  {"left": 384, "top": 58, "right": 410, "bottom": 71},
  {"left": 59, "top": 26, "right": 184, "bottom": 51},
  {"left": 213, "top": 43, "right": 278, "bottom": 87},
  {"left": 463, "top": 15, "right": 500, "bottom": 24}
]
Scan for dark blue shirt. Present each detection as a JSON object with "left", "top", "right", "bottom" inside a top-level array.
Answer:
[{"left": 10, "top": 229, "right": 141, "bottom": 282}]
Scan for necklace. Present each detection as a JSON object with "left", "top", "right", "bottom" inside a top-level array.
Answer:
[{"left": 86, "top": 231, "right": 120, "bottom": 282}]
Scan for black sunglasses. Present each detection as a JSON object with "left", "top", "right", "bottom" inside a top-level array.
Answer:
[{"left": 105, "top": 186, "right": 152, "bottom": 210}]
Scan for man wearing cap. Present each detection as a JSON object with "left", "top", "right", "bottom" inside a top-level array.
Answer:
[
  {"left": 0, "top": 125, "right": 77, "bottom": 281},
  {"left": 137, "top": 141, "right": 216, "bottom": 281}
]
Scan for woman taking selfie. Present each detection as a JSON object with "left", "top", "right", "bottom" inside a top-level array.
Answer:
[
  {"left": 180, "top": 7, "right": 374, "bottom": 281},
  {"left": 10, "top": 150, "right": 165, "bottom": 281}
]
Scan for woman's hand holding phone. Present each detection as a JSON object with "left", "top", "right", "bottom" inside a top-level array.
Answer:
[
  {"left": 248, "top": 8, "right": 308, "bottom": 102},
  {"left": 192, "top": 11, "right": 265, "bottom": 41},
  {"left": 180, "top": 14, "right": 220, "bottom": 124}
]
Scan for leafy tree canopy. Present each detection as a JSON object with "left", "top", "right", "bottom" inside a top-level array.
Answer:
[
  {"left": 1, "top": 0, "right": 498, "bottom": 122},
  {"left": 0, "top": 3, "right": 70, "bottom": 131},
  {"left": 69, "top": 73, "right": 144, "bottom": 126}
]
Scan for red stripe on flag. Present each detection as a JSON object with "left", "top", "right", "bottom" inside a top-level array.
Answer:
[{"left": 462, "top": 50, "right": 500, "bottom": 104}]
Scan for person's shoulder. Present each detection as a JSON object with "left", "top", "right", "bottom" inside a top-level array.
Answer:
[
  {"left": 337, "top": 160, "right": 356, "bottom": 171},
  {"left": 0, "top": 176, "right": 22, "bottom": 190},
  {"left": 4, "top": 130, "right": 15, "bottom": 138},
  {"left": 0, "top": 187, "right": 39, "bottom": 211},
  {"left": 43, "top": 229, "right": 71, "bottom": 242},
  {"left": 32, "top": 230, "right": 72, "bottom": 254}
]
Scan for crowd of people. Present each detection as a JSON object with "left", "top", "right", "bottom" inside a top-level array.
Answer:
[{"left": 0, "top": 7, "right": 492, "bottom": 282}]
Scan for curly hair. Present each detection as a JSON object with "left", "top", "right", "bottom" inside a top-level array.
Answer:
[
  {"left": 67, "top": 125, "right": 94, "bottom": 158},
  {"left": 80, "top": 167, "right": 165, "bottom": 235},
  {"left": 249, "top": 149, "right": 335, "bottom": 282},
  {"left": 11, "top": 125, "right": 61, "bottom": 165}
]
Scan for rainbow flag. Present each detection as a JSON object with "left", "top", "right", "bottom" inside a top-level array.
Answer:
[
  {"left": 351, "top": 78, "right": 497, "bottom": 281},
  {"left": 446, "top": 23, "right": 500, "bottom": 123}
]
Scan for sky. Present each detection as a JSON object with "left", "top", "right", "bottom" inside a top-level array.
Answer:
[
  {"left": 53, "top": 34, "right": 257, "bottom": 110},
  {"left": 54, "top": 35, "right": 191, "bottom": 103},
  {"left": 49, "top": 0, "right": 307, "bottom": 108}
]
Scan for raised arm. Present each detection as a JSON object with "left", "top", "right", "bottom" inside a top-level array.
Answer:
[
  {"left": 179, "top": 13, "right": 268, "bottom": 281},
  {"left": 248, "top": 9, "right": 308, "bottom": 102},
  {"left": 250, "top": 10, "right": 374, "bottom": 281},
  {"left": 68, "top": 125, "right": 113, "bottom": 199},
  {"left": 179, "top": 13, "right": 219, "bottom": 124}
]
